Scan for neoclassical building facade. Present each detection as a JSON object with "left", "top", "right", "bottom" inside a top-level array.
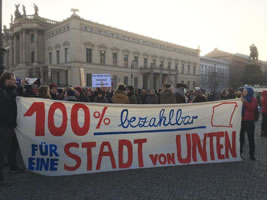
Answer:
[
  {"left": 4, "top": 7, "right": 200, "bottom": 89},
  {"left": 200, "top": 57, "right": 230, "bottom": 93}
]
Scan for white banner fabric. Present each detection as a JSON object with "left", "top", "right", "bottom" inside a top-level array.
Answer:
[{"left": 15, "top": 97, "right": 242, "bottom": 176}]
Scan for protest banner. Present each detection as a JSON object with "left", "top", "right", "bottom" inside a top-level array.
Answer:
[
  {"left": 92, "top": 74, "right": 111, "bottom": 88},
  {"left": 15, "top": 97, "right": 242, "bottom": 176}
]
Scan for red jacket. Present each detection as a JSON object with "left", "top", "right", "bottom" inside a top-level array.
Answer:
[
  {"left": 261, "top": 91, "right": 267, "bottom": 113},
  {"left": 242, "top": 97, "right": 258, "bottom": 121}
]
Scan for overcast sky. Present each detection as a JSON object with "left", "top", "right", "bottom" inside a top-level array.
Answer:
[{"left": 3, "top": 0, "right": 267, "bottom": 61}]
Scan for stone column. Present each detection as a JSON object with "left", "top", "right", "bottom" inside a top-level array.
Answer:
[
  {"left": 48, "top": 68, "right": 52, "bottom": 84},
  {"left": 9, "top": 37, "right": 14, "bottom": 67},
  {"left": 13, "top": 34, "right": 17, "bottom": 66},
  {"left": 159, "top": 69, "right": 162, "bottom": 88},
  {"left": 20, "top": 31, "right": 23, "bottom": 64},
  {"left": 22, "top": 30, "right": 26, "bottom": 64},
  {"left": 34, "top": 30, "right": 38, "bottom": 63},
  {"left": 150, "top": 70, "right": 154, "bottom": 89}
]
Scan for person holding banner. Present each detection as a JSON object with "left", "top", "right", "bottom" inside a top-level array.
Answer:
[
  {"left": 240, "top": 87, "right": 258, "bottom": 161},
  {"left": 0, "top": 72, "right": 18, "bottom": 185}
]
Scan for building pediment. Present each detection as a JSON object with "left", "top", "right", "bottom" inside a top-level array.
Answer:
[
  {"left": 54, "top": 43, "right": 61, "bottom": 49},
  {"left": 111, "top": 47, "right": 120, "bottom": 52},
  {"left": 83, "top": 41, "right": 94, "bottom": 48},
  {"left": 63, "top": 41, "right": 70, "bottom": 47},
  {"left": 122, "top": 49, "right": 130, "bottom": 54},
  {"left": 98, "top": 44, "right": 107, "bottom": 50}
]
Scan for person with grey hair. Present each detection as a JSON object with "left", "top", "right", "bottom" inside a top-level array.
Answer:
[{"left": 146, "top": 89, "right": 159, "bottom": 104}]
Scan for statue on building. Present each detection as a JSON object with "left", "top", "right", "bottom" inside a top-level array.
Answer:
[
  {"left": 71, "top": 8, "right": 79, "bottom": 16},
  {"left": 10, "top": 14, "right": 13, "bottom": 24},
  {"left": 250, "top": 44, "right": 258, "bottom": 61},
  {"left": 3, "top": 26, "right": 10, "bottom": 42},
  {"left": 33, "top": 4, "right": 39, "bottom": 15},
  {"left": 14, "top": 4, "right": 22, "bottom": 19},
  {"left": 22, "top": 4, "right": 26, "bottom": 16}
]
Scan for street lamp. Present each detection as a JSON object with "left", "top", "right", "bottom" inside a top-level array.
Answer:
[{"left": 0, "top": 0, "right": 5, "bottom": 76}]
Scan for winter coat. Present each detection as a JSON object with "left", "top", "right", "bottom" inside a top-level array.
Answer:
[
  {"left": 159, "top": 89, "right": 176, "bottom": 104},
  {"left": 242, "top": 98, "right": 258, "bottom": 121},
  {"left": 128, "top": 92, "right": 138, "bottom": 104},
  {"left": 146, "top": 94, "right": 159, "bottom": 104},
  {"left": 0, "top": 87, "right": 17, "bottom": 128},
  {"left": 261, "top": 91, "right": 267, "bottom": 113},
  {"left": 193, "top": 95, "right": 207, "bottom": 103},
  {"left": 94, "top": 96, "right": 108, "bottom": 103},
  {"left": 64, "top": 96, "right": 77, "bottom": 101},
  {"left": 174, "top": 88, "right": 186, "bottom": 104},
  {"left": 112, "top": 91, "right": 129, "bottom": 104}
]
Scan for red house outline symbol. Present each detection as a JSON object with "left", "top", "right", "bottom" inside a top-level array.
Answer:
[{"left": 211, "top": 102, "right": 238, "bottom": 128}]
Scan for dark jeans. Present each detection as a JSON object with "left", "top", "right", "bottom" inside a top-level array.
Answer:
[
  {"left": 261, "top": 113, "right": 267, "bottom": 135},
  {"left": 0, "top": 128, "right": 15, "bottom": 180},
  {"left": 8, "top": 134, "right": 19, "bottom": 171},
  {"left": 240, "top": 121, "right": 255, "bottom": 156}
]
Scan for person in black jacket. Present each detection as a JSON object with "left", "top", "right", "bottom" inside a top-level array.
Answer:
[{"left": 0, "top": 72, "right": 21, "bottom": 185}]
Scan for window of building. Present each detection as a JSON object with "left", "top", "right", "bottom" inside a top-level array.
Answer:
[
  {"left": 181, "top": 80, "right": 184, "bottom": 84},
  {"left": 112, "top": 52, "right": 118, "bottom": 66},
  {"left": 56, "top": 71, "right": 60, "bottom": 85},
  {"left": 134, "top": 77, "right": 138, "bottom": 88},
  {"left": 113, "top": 75, "right": 118, "bottom": 89},
  {"left": 134, "top": 56, "right": 138, "bottom": 67},
  {"left": 182, "top": 64, "right": 184, "bottom": 74},
  {"left": 193, "top": 66, "right": 196, "bottom": 75},
  {"left": 64, "top": 48, "right": 69, "bottom": 63},
  {"left": 86, "top": 74, "right": 92, "bottom": 87},
  {"left": 56, "top": 50, "right": 60, "bottom": 64},
  {"left": 144, "top": 58, "right": 148, "bottom": 68},
  {"left": 187, "top": 65, "right": 191, "bottom": 74},
  {"left": 49, "top": 52, "right": 52, "bottom": 64},
  {"left": 168, "top": 62, "right": 171, "bottom": 70},
  {"left": 160, "top": 60, "right": 164, "bottom": 69},
  {"left": 175, "top": 63, "right": 178, "bottom": 71},
  {"left": 152, "top": 59, "right": 156, "bottom": 68},
  {"left": 193, "top": 81, "right": 195, "bottom": 89},
  {"left": 124, "top": 76, "right": 128, "bottom": 86},
  {"left": 187, "top": 81, "right": 190, "bottom": 89},
  {"left": 100, "top": 50, "right": 105, "bottom": 64},
  {"left": 123, "top": 55, "right": 128, "bottom": 67},
  {"left": 31, "top": 51, "right": 35, "bottom": 63},
  {"left": 31, "top": 34, "right": 35, "bottom": 43},
  {"left": 86, "top": 48, "right": 92, "bottom": 63}
]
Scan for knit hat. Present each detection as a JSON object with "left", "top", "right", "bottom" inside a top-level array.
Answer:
[{"left": 74, "top": 87, "right": 82, "bottom": 94}]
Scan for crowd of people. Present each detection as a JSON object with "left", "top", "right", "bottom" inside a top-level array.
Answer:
[
  {"left": 1, "top": 71, "right": 267, "bottom": 186},
  {"left": 15, "top": 81, "right": 248, "bottom": 104}
]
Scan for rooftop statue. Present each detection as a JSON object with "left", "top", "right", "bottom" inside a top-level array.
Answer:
[
  {"left": 250, "top": 44, "right": 258, "bottom": 61},
  {"left": 14, "top": 4, "right": 22, "bottom": 19},
  {"left": 33, "top": 4, "right": 39, "bottom": 15}
]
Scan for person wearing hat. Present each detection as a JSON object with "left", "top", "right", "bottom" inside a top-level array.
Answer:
[
  {"left": 93, "top": 89, "right": 108, "bottom": 103},
  {"left": 112, "top": 83, "right": 129, "bottom": 104},
  {"left": 174, "top": 83, "right": 187, "bottom": 104},
  {"left": 74, "top": 86, "right": 89, "bottom": 102},
  {"left": 240, "top": 87, "right": 258, "bottom": 160},
  {"left": 159, "top": 84, "right": 176, "bottom": 104},
  {"left": 64, "top": 89, "right": 77, "bottom": 101},
  {"left": 127, "top": 86, "right": 138, "bottom": 104}
]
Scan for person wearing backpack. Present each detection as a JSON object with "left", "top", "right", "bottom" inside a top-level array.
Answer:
[{"left": 240, "top": 87, "right": 258, "bottom": 161}]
